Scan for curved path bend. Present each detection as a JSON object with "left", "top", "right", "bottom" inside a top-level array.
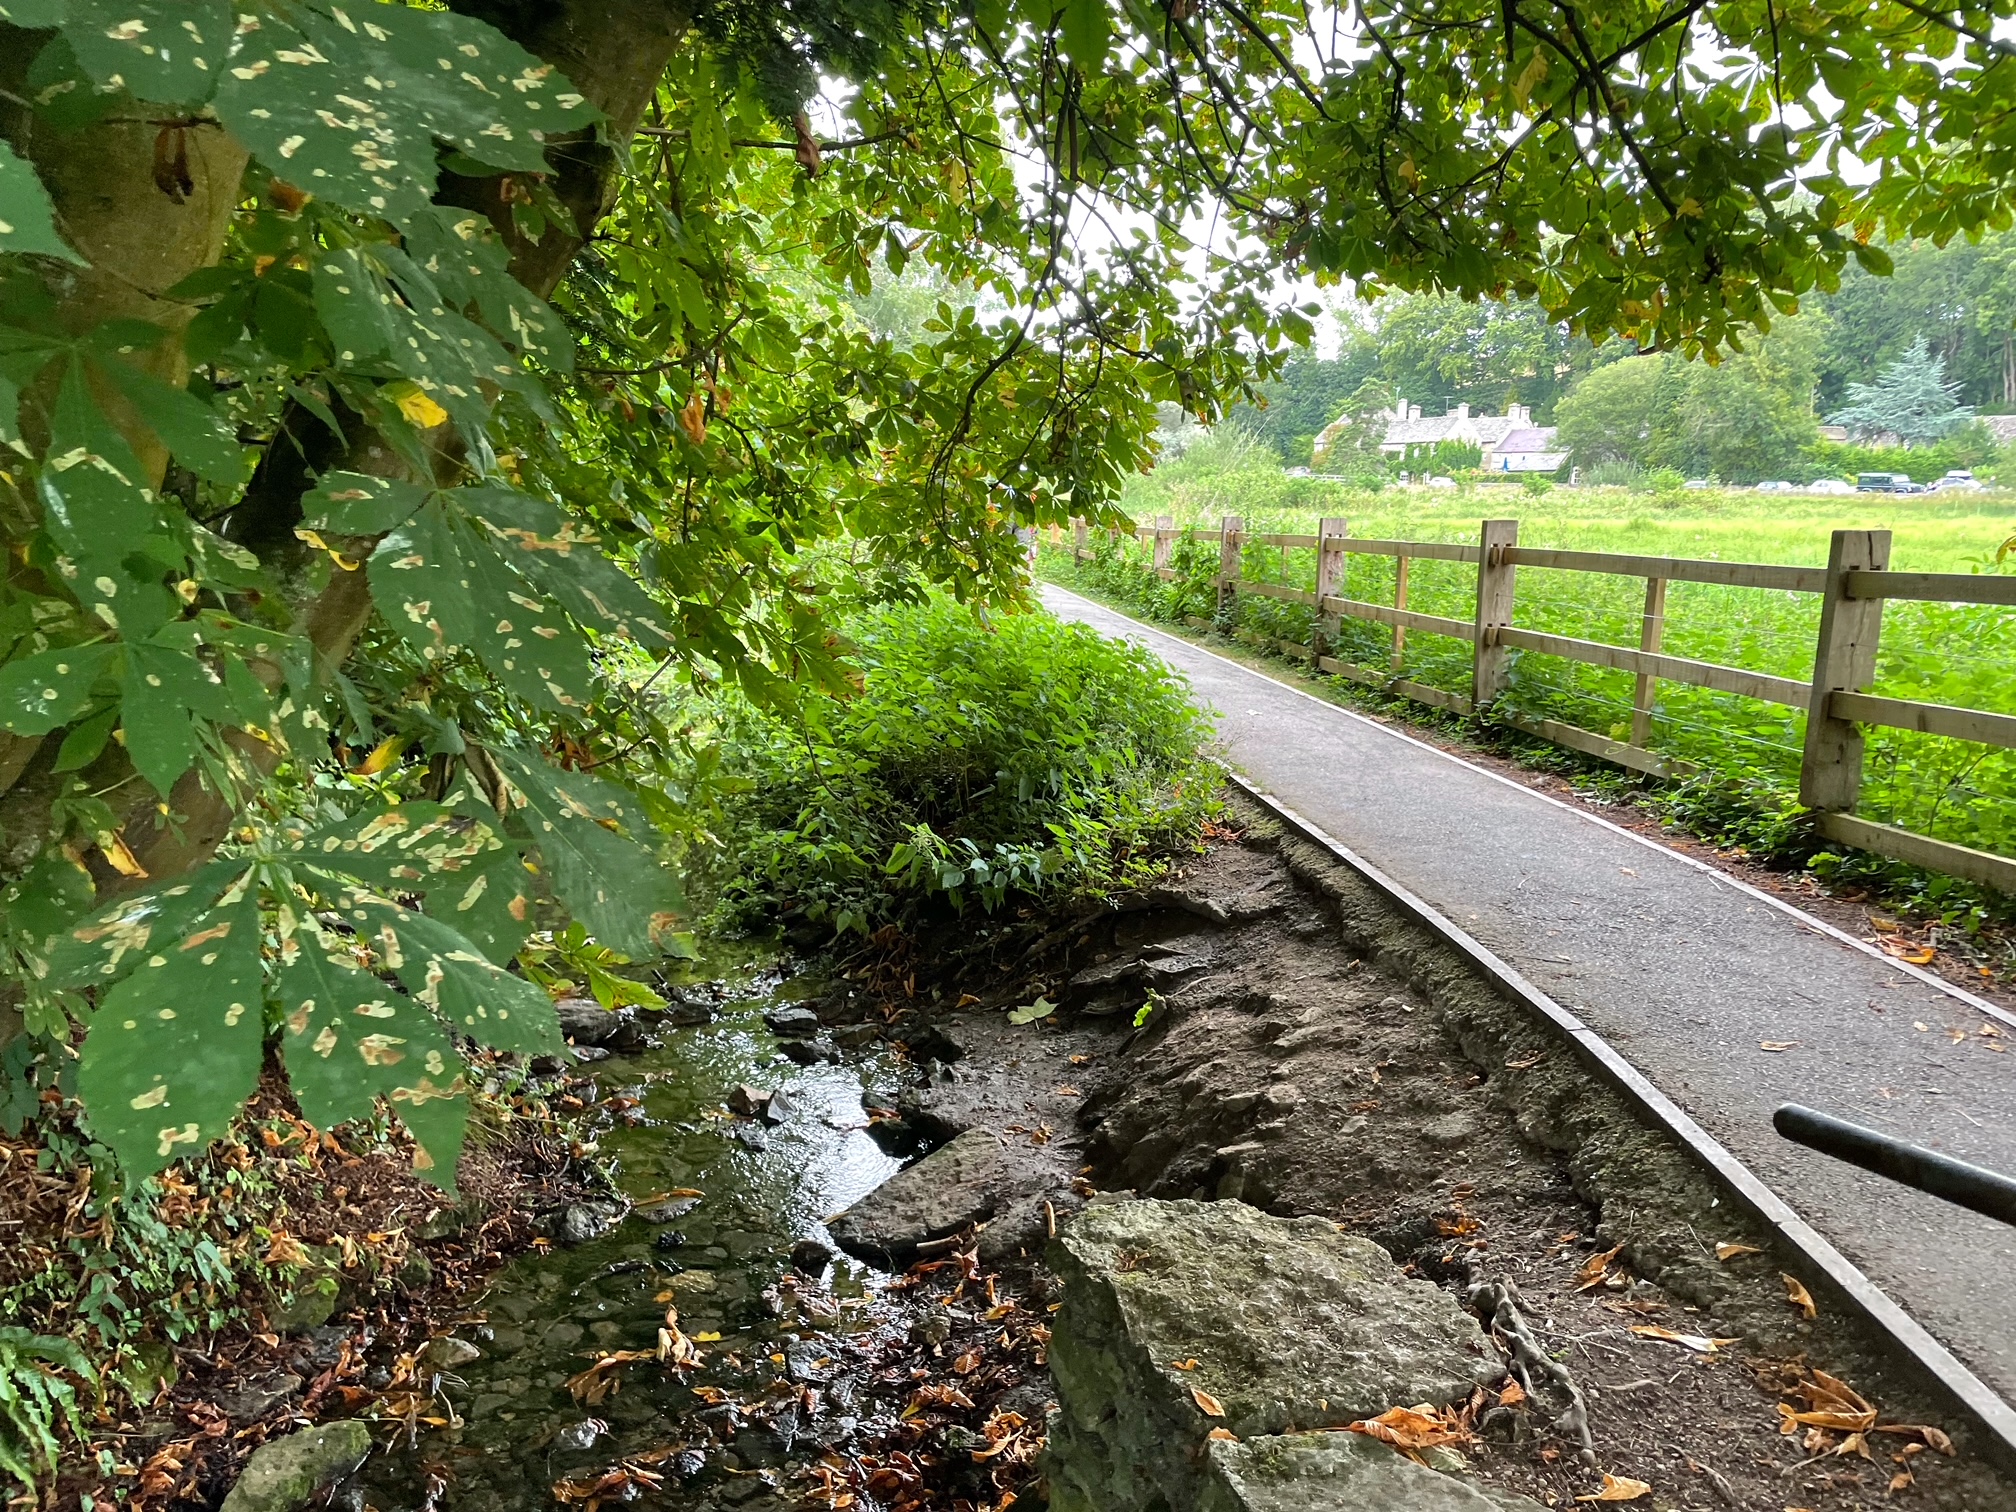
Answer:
[{"left": 1046, "top": 585, "right": 2016, "bottom": 1415}]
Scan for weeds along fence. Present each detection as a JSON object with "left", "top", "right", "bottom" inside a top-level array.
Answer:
[{"left": 1050, "top": 514, "right": 2016, "bottom": 896}]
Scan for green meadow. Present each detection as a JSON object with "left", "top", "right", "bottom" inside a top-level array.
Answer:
[{"left": 1045, "top": 481, "right": 2016, "bottom": 866}]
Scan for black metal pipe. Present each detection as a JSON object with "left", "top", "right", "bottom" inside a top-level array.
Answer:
[{"left": 1775, "top": 1104, "right": 2016, "bottom": 1229}]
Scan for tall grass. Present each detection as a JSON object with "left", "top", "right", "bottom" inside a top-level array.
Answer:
[{"left": 1046, "top": 474, "right": 2016, "bottom": 869}]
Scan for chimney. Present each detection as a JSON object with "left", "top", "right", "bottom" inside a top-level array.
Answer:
[
  {"left": 1456, "top": 402, "right": 1470, "bottom": 419},
  {"left": 1409, "top": 403, "right": 1421, "bottom": 421}
]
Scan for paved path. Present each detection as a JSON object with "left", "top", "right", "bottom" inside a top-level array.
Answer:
[{"left": 1047, "top": 585, "right": 2016, "bottom": 1408}]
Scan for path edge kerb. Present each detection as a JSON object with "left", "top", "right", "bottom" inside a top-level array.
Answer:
[{"left": 1226, "top": 770, "right": 2016, "bottom": 1471}]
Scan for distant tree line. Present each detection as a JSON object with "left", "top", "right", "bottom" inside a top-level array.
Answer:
[{"left": 1237, "top": 231, "right": 2016, "bottom": 480}]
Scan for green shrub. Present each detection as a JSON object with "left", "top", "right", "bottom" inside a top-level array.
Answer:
[{"left": 711, "top": 597, "right": 1219, "bottom": 935}]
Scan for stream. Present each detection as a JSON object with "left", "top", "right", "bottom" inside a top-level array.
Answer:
[{"left": 357, "top": 945, "right": 916, "bottom": 1512}]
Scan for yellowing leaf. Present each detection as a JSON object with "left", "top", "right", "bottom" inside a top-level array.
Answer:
[
  {"left": 393, "top": 384, "right": 449, "bottom": 429},
  {"left": 1190, "top": 1386, "right": 1225, "bottom": 1418},
  {"left": 1576, "top": 1474, "right": 1652, "bottom": 1502},
  {"left": 1345, "top": 1404, "right": 1472, "bottom": 1461},
  {"left": 1628, "top": 1325, "right": 1738, "bottom": 1356},
  {"left": 1759, "top": 1040, "right": 1800, "bottom": 1052},
  {"left": 1881, "top": 938, "right": 1937, "bottom": 965},
  {"left": 1715, "top": 1242, "right": 1763, "bottom": 1261},
  {"left": 96, "top": 830, "right": 149, "bottom": 878},
  {"left": 359, "top": 734, "right": 407, "bottom": 775},
  {"left": 1783, "top": 1273, "right": 1819, "bottom": 1320}
]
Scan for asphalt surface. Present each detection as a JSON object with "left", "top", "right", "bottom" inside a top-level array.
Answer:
[{"left": 1046, "top": 585, "right": 2016, "bottom": 1409}]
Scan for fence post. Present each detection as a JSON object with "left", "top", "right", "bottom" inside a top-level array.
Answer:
[
  {"left": 1392, "top": 553, "right": 1411, "bottom": 670},
  {"left": 1152, "top": 514, "right": 1174, "bottom": 576},
  {"left": 1073, "top": 518, "right": 1088, "bottom": 561},
  {"left": 1314, "top": 516, "right": 1348, "bottom": 656},
  {"left": 1472, "top": 518, "right": 1520, "bottom": 708},
  {"left": 1218, "top": 515, "right": 1243, "bottom": 619},
  {"left": 1631, "top": 576, "right": 1667, "bottom": 748},
  {"left": 1800, "top": 529, "right": 1892, "bottom": 815}
]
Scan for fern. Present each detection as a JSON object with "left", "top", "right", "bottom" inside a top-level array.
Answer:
[{"left": 0, "top": 1328, "right": 91, "bottom": 1492}]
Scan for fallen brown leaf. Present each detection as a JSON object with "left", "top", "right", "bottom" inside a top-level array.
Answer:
[
  {"left": 1497, "top": 1379, "right": 1528, "bottom": 1406},
  {"left": 1783, "top": 1273, "right": 1819, "bottom": 1320},
  {"left": 1206, "top": 1427, "right": 1239, "bottom": 1442},
  {"left": 1575, "top": 1473, "right": 1652, "bottom": 1501},
  {"left": 1873, "top": 1423, "right": 1954, "bottom": 1455},
  {"left": 1629, "top": 1325, "right": 1737, "bottom": 1356},
  {"left": 1191, "top": 1386, "right": 1225, "bottom": 1418},
  {"left": 1344, "top": 1404, "right": 1472, "bottom": 1464},
  {"left": 1759, "top": 1040, "right": 1800, "bottom": 1051},
  {"left": 1575, "top": 1242, "right": 1626, "bottom": 1290},
  {"left": 1882, "top": 939, "right": 1937, "bottom": 966},
  {"left": 1714, "top": 1242, "right": 1764, "bottom": 1261}
]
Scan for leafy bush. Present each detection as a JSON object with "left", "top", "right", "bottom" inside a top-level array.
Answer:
[
  {"left": 711, "top": 598, "right": 1219, "bottom": 934},
  {"left": 0, "top": 1329, "right": 89, "bottom": 1493}
]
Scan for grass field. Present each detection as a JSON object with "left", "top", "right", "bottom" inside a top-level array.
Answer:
[{"left": 1042, "top": 481, "right": 2016, "bottom": 875}]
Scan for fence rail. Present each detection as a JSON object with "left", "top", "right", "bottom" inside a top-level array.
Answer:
[{"left": 1070, "top": 512, "right": 2016, "bottom": 896}]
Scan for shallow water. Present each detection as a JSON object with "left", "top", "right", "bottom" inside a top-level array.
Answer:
[{"left": 360, "top": 944, "right": 909, "bottom": 1511}]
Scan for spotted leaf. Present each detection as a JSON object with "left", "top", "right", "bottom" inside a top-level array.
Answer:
[
  {"left": 77, "top": 891, "right": 264, "bottom": 1184},
  {"left": 491, "top": 746, "right": 681, "bottom": 959},
  {"left": 299, "top": 470, "right": 429, "bottom": 536},
  {"left": 60, "top": 0, "right": 231, "bottom": 108},
  {"left": 0, "top": 641, "right": 119, "bottom": 736},
  {"left": 40, "top": 859, "right": 250, "bottom": 991},
  {"left": 461, "top": 487, "right": 670, "bottom": 646},
  {"left": 367, "top": 498, "right": 479, "bottom": 663},
  {"left": 278, "top": 917, "right": 470, "bottom": 1188}
]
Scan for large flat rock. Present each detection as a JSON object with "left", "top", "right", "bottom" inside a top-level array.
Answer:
[
  {"left": 1204, "top": 1434, "right": 1544, "bottom": 1512},
  {"left": 1045, "top": 1196, "right": 1501, "bottom": 1512},
  {"left": 828, "top": 1127, "right": 1038, "bottom": 1266}
]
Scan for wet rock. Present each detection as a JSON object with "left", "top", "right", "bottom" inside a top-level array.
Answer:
[
  {"left": 779, "top": 1036, "right": 833, "bottom": 1065},
  {"left": 789, "top": 1238, "right": 833, "bottom": 1275},
  {"left": 265, "top": 1270, "right": 340, "bottom": 1336},
  {"left": 832, "top": 1022, "right": 881, "bottom": 1051},
  {"left": 556, "top": 997, "right": 633, "bottom": 1046},
  {"left": 1043, "top": 1196, "right": 1498, "bottom": 1512},
  {"left": 637, "top": 1195, "right": 701, "bottom": 1224},
  {"left": 422, "top": 1337, "right": 482, "bottom": 1371},
  {"left": 219, "top": 1421, "right": 371, "bottom": 1512},
  {"left": 215, "top": 1371, "right": 304, "bottom": 1423},
  {"left": 570, "top": 1044, "right": 612, "bottom": 1063},
  {"left": 668, "top": 1000, "right": 716, "bottom": 1026},
  {"left": 904, "top": 1021, "right": 967, "bottom": 1063},
  {"left": 760, "top": 1088, "right": 795, "bottom": 1125},
  {"left": 733, "top": 1123, "right": 771, "bottom": 1152},
  {"left": 728, "top": 1083, "right": 773, "bottom": 1117},
  {"left": 551, "top": 1419, "right": 605, "bottom": 1454},
  {"left": 1201, "top": 1433, "right": 1542, "bottom": 1511},
  {"left": 654, "top": 1231, "right": 688, "bottom": 1251},
  {"left": 829, "top": 1128, "right": 1041, "bottom": 1266},
  {"left": 763, "top": 1005, "right": 821, "bottom": 1038},
  {"left": 555, "top": 1201, "right": 627, "bottom": 1245}
]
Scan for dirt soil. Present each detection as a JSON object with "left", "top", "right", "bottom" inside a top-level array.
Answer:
[{"left": 879, "top": 801, "right": 2016, "bottom": 1512}]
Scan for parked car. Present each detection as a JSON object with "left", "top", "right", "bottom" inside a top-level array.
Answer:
[
  {"left": 1805, "top": 478, "right": 1856, "bottom": 494},
  {"left": 1683, "top": 477, "right": 1712, "bottom": 489},
  {"left": 1754, "top": 480, "right": 1794, "bottom": 492},
  {"left": 1856, "top": 472, "right": 1915, "bottom": 492},
  {"left": 1929, "top": 474, "right": 1986, "bottom": 493}
]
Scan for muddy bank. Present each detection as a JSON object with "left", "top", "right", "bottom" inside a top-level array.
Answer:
[{"left": 897, "top": 798, "right": 2015, "bottom": 1511}]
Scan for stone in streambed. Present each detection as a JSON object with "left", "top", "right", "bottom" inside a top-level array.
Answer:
[
  {"left": 828, "top": 1127, "right": 1042, "bottom": 1266},
  {"left": 1043, "top": 1196, "right": 1502, "bottom": 1512},
  {"left": 1202, "top": 1433, "right": 1544, "bottom": 1512},
  {"left": 219, "top": 1421, "right": 371, "bottom": 1512}
]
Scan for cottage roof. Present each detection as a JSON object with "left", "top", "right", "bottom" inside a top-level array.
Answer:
[{"left": 1495, "top": 426, "right": 1559, "bottom": 453}]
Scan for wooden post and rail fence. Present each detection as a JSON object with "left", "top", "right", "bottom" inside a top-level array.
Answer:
[{"left": 1053, "top": 514, "right": 2016, "bottom": 896}]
